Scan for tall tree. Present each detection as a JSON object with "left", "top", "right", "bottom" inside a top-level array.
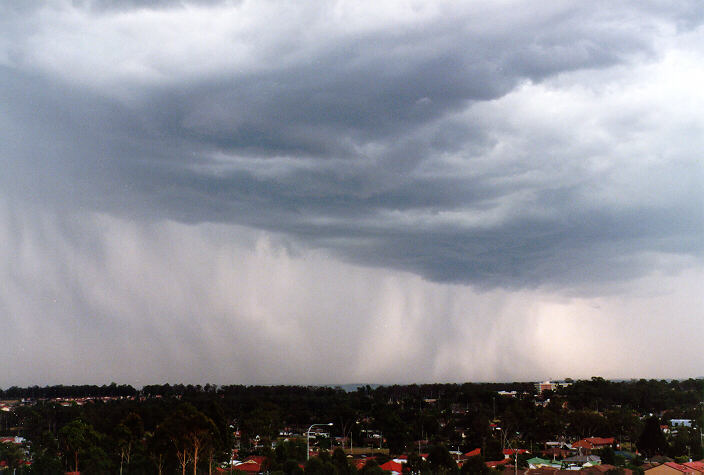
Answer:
[
  {"left": 460, "top": 455, "right": 490, "bottom": 474},
  {"left": 637, "top": 417, "right": 667, "bottom": 458},
  {"left": 158, "top": 403, "right": 219, "bottom": 475},
  {"left": 427, "top": 444, "right": 458, "bottom": 474},
  {"left": 58, "top": 419, "right": 101, "bottom": 473}
]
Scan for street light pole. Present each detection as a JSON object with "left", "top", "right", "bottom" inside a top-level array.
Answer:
[{"left": 307, "top": 423, "right": 333, "bottom": 460}]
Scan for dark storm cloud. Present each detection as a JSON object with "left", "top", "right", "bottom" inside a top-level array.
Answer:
[{"left": 1, "top": 0, "right": 703, "bottom": 289}]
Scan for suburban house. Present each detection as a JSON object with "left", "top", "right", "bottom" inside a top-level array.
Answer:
[
  {"left": 571, "top": 437, "right": 617, "bottom": 454},
  {"left": 683, "top": 462, "right": 704, "bottom": 472},
  {"left": 644, "top": 462, "right": 701, "bottom": 474}
]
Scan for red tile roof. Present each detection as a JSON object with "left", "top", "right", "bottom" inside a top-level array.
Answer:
[
  {"left": 232, "top": 459, "right": 263, "bottom": 473},
  {"left": 572, "top": 437, "right": 615, "bottom": 449},
  {"left": 380, "top": 460, "right": 404, "bottom": 473},
  {"left": 464, "top": 448, "right": 481, "bottom": 458},
  {"left": 503, "top": 448, "right": 528, "bottom": 455},
  {"left": 587, "top": 437, "right": 615, "bottom": 445}
]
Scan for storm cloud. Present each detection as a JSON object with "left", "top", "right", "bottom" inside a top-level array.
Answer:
[{"left": 1, "top": 0, "right": 702, "bottom": 385}]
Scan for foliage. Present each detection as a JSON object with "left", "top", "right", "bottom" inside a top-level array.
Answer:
[
  {"left": 598, "top": 446, "right": 616, "bottom": 465},
  {"left": 0, "top": 377, "right": 701, "bottom": 473},
  {"left": 427, "top": 444, "right": 458, "bottom": 473},
  {"left": 359, "top": 459, "right": 384, "bottom": 474},
  {"left": 636, "top": 417, "right": 667, "bottom": 458},
  {"left": 0, "top": 441, "right": 25, "bottom": 470},
  {"left": 58, "top": 419, "right": 106, "bottom": 473},
  {"left": 304, "top": 453, "right": 336, "bottom": 474},
  {"left": 460, "top": 455, "right": 490, "bottom": 474},
  {"left": 483, "top": 438, "right": 503, "bottom": 462}
]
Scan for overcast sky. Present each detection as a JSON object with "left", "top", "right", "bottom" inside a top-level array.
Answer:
[{"left": 1, "top": 0, "right": 703, "bottom": 387}]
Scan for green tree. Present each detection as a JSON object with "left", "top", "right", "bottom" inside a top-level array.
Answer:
[
  {"left": 0, "top": 441, "right": 25, "bottom": 471},
  {"left": 114, "top": 423, "right": 132, "bottom": 474},
  {"left": 146, "top": 428, "right": 172, "bottom": 475},
  {"left": 27, "top": 430, "right": 61, "bottom": 475},
  {"left": 332, "top": 447, "right": 352, "bottom": 474},
  {"left": 159, "top": 403, "right": 219, "bottom": 475},
  {"left": 115, "top": 411, "right": 145, "bottom": 473},
  {"left": 691, "top": 429, "right": 704, "bottom": 460},
  {"left": 304, "top": 454, "right": 335, "bottom": 474},
  {"left": 636, "top": 417, "right": 667, "bottom": 458},
  {"left": 427, "top": 444, "right": 458, "bottom": 473},
  {"left": 483, "top": 438, "right": 503, "bottom": 462},
  {"left": 598, "top": 446, "right": 616, "bottom": 465},
  {"left": 29, "top": 447, "right": 63, "bottom": 474},
  {"left": 407, "top": 452, "right": 427, "bottom": 473},
  {"left": 359, "top": 459, "right": 384, "bottom": 474},
  {"left": 283, "top": 458, "right": 305, "bottom": 475},
  {"left": 58, "top": 419, "right": 103, "bottom": 473},
  {"left": 516, "top": 452, "right": 531, "bottom": 469},
  {"left": 460, "top": 455, "right": 490, "bottom": 474}
]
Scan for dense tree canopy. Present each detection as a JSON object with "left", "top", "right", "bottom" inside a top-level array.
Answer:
[
  {"left": 0, "top": 378, "right": 701, "bottom": 473},
  {"left": 637, "top": 417, "right": 668, "bottom": 458}
]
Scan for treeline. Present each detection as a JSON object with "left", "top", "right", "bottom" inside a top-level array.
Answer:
[
  {"left": 0, "top": 378, "right": 701, "bottom": 473},
  {"left": 3, "top": 378, "right": 702, "bottom": 414},
  {"left": 0, "top": 383, "right": 137, "bottom": 399},
  {"left": 559, "top": 377, "right": 704, "bottom": 413}
]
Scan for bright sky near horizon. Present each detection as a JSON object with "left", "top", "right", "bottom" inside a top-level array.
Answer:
[{"left": 1, "top": 0, "right": 702, "bottom": 387}]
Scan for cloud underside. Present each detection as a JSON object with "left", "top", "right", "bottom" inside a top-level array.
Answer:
[{"left": 2, "top": 1, "right": 702, "bottom": 289}]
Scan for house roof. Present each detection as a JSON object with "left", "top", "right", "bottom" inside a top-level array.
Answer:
[
  {"left": 661, "top": 462, "right": 698, "bottom": 473},
  {"left": 651, "top": 456, "right": 675, "bottom": 465},
  {"left": 587, "top": 437, "right": 615, "bottom": 445},
  {"left": 563, "top": 454, "right": 601, "bottom": 463},
  {"left": 582, "top": 464, "right": 633, "bottom": 474},
  {"left": 464, "top": 448, "right": 481, "bottom": 458},
  {"left": 572, "top": 437, "right": 615, "bottom": 449},
  {"left": 683, "top": 461, "right": 704, "bottom": 472},
  {"left": 503, "top": 448, "right": 528, "bottom": 455},
  {"left": 528, "top": 457, "right": 559, "bottom": 466},
  {"left": 380, "top": 460, "right": 404, "bottom": 474},
  {"left": 232, "top": 464, "right": 261, "bottom": 473},
  {"left": 525, "top": 468, "right": 563, "bottom": 474},
  {"left": 232, "top": 458, "right": 264, "bottom": 473}
]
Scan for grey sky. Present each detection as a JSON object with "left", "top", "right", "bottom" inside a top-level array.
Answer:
[{"left": 1, "top": 0, "right": 702, "bottom": 386}]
